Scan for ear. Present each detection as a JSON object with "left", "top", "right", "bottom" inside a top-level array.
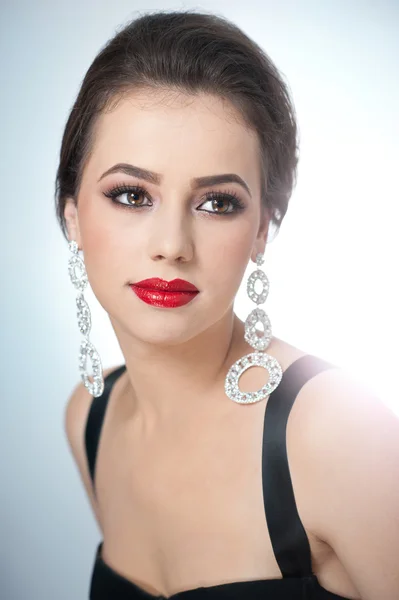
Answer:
[
  {"left": 251, "top": 206, "right": 270, "bottom": 263},
  {"left": 64, "top": 198, "right": 82, "bottom": 249}
]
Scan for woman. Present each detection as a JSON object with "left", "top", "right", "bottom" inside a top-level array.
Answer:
[{"left": 57, "top": 10, "right": 399, "bottom": 600}]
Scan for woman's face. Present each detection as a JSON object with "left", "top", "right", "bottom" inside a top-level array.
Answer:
[{"left": 64, "top": 88, "right": 269, "bottom": 345}]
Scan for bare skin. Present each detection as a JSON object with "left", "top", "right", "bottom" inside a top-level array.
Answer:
[
  {"left": 64, "top": 89, "right": 362, "bottom": 598},
  {"left": 66, "top": 332, "right": 361, "bottom": 600}
]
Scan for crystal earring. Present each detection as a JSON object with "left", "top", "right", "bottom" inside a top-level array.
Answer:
[
  {"left": 224, "top": 252, "right": 282, "bottom": 404},
  {"left": 68, "top": 240, "right": 104, "bottom": 398}
]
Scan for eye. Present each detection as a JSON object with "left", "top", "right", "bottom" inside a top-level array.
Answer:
[
  {"left": 198, "top": 191, "right": 246, "bottom": 215},
  {"left": 103, "top": 184, "right": 246, "bottom": 216},
  {"left": 103, "top": 185, "right": 152, "bottom": 208}
]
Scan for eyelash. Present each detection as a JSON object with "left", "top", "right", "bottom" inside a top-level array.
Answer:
[{"left": 102, "top": 184, "right": 246, "bottom": 216}]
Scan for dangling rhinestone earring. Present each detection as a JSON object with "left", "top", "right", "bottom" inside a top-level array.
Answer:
[
  {"left": 224, "top": 252, "right": 282, "bottom": 404},
  {"left": 68, "top": 240, "right": 104, "bottom": 398}
]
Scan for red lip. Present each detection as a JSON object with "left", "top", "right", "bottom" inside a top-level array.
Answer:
[
  {"left": 131, "top": 278, "right": 199, "bottom": 292},
  {"left": 129, "top": 278, "right": 199, "bottom": 308}
]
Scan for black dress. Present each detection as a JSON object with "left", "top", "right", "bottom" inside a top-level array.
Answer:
[{"left": 85, "top": 355, "right": 353, "bottom": 599}]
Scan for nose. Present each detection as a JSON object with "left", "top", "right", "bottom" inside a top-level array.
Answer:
[{"left": 148, "top": 202, "right": 194, "bottom": 264}]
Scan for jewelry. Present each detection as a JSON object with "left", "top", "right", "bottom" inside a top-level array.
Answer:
[
  {"left": 224, "top": 253, "right": 282, "bottom": 404},
  {"left": 68, "top": 240, "right": 104, "bottom": 397}
]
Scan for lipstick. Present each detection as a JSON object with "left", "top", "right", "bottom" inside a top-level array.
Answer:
[{"left": 129, "top": 278, "right": 199, "bottom": 308}]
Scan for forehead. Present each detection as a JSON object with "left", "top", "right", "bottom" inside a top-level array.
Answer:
[{"left": 85, "top": 88, "right": 261, "bottom": 187}]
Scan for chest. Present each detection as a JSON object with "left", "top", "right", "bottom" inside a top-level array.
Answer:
[
  {"left": 94, "top": 397, "right": 361, "bottom": 600},
  {"left": 95, "top": 402, "right": 306, "bottom": 589}
]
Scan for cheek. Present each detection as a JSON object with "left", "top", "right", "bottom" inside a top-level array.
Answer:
[
  {"left": 78, "top": 199, "right": 127, "bottom": 288},
  {"left": 200, "top": 224, "right": 253, "bottom": 298}
]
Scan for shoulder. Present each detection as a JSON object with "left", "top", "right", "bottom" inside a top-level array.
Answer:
[
  {"left": 294, "top": 365, "right": 399, "bottom": 598},
  {"left": 64, "top": 365, "right": 119, "bottom": 447},
  {"left": 64, "top": 365, "right": 121, "bottom": 532},
  {"left": 293, "top": 363, "right": 398, "bottom": 470}
]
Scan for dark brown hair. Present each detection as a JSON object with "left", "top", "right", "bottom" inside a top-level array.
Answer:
[{"left": 54, "top": 10, "right": 299, "bottom": 241}]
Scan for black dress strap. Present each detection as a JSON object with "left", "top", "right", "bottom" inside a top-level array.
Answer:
[
  {"left": 262, "top": 354, "right": 338, "bottom": 578},
  {"left": 84, "top": 365, "right": 127, "bottom": 494}
]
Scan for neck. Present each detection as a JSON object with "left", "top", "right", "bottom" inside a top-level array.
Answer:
[{"left": 110, "top": 310, "right": 247, "bottom": 422}]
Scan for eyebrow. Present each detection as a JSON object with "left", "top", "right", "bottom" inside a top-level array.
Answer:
[{"left": 98, "top": 163, "right": 252, "bottom": 197}]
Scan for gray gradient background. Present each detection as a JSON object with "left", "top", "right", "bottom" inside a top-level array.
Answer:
[{"left": 1, "top": 1, "right": 398, "bottom": 599}]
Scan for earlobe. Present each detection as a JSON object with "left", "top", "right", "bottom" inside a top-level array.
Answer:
[
  {"left": 64, "top": 199, "right": 82, "bottom": 247},
  {"left": 257, "top": 207, "right": 270, "bottom": 240},
  {"left": 252, "top": 218, "right": 270, "bottom": 261}
]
